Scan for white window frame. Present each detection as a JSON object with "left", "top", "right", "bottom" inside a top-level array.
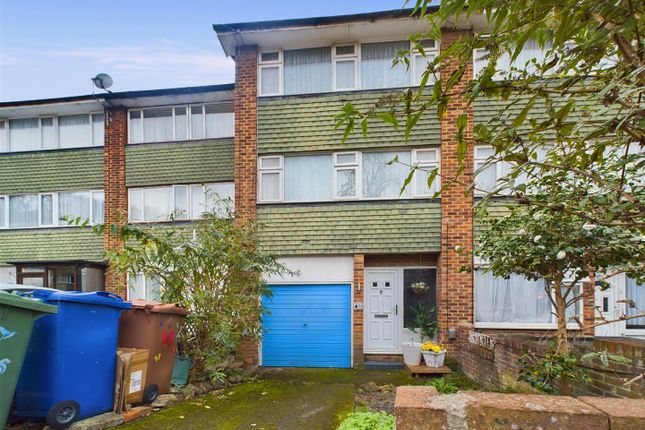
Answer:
[
  {"left": 474, "top": 145, "right": 502, "bottom": 195},
  {"left": 2, "top": 113, "right": 103, "bottom": 153},
  {"left": 332, "top": 151, "right": 361, "bottom": 200},
  {"left": 411, "top": 39, "right": 440, "bottom": 86},
  {"left": 473, "top": 266, "right": 582, "bottom": 330},
  {"left": 127, "top": 104, "right": 233, "bottom": 144},
  {"left": 257, "top": 155, "right": 284, "bottom": 202},
  {"left": 332, "top": 44, "right": 360, "bottom": 91},
  {"left": 128, "top": 182, "right": 234, "bottom": 222},
  {"left": 412, "top": 148, "right": 441, "bottom": 197},
  {"left": 258, "top": 50, "right": 283, "bottom": 97},
  {"left": 0, "top": 195, "right": 7, "bottom": 229},
  {"left": 0, "top": 190, "right": 102, "bottom": 230}
]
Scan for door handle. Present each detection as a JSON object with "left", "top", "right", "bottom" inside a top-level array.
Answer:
[{"left": 395, "top": 305, "right": 398, "bottom": 315}]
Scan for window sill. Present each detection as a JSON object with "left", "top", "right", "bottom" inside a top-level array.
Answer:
[
  {"left": 126, "top": 137, "right": 233, "bottom": 146},
  {"left": 257, "top": 197, "right": 441, "bottom": 205},
  {"left": 257, "top": 85, "right": 431, "bottom": 100},
  {"left": 474, "top": 323, "right": 581, "bottom": 330},
  {"left": 0, "top": 225, "right": 95, "bottom": 232}
]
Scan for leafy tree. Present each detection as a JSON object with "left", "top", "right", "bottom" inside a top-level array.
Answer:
[{"left": 94, "top": 209, "right": 290, "bottom": 381}]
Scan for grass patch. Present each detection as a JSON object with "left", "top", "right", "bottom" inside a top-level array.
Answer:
[{"left": 336, "top": 410, "right": 395, "bottom": 430}]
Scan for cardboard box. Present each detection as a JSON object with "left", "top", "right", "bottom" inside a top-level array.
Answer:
[{"left": 116, "top": 348, "right": 149, "bottom": 409}]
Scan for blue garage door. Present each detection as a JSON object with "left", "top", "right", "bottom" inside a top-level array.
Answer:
[{"left": 262, "top": 284, "right": 351, "bottom": 368}]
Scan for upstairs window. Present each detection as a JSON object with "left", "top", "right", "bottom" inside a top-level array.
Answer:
[
  {"left": 0, "top": 114, "right": 103, "bottom": 153},
  {"left": 333, "top": 45, "right": 359, "bottom": 91},
  {"left": 128, "top": 182, "right": 234, "bottom": 222},
  {"left": 259, "top": 149, "right": 438, "bottom": 203},
  {"left": 0, "top": 190, "right": 103, "bottom": 229},
  {"left": 412, "top": 148, "right": 440, "bottom": 196},
  {"left": 128, "top": 104, "right": 234, "bottom": 144},
  {"left": 412, "top": 39, "right": 440, "bottom": 86},
  {"left": 474, "top": 38, "right": 553, "bottom": 79},
  {"left": 361, "top": 41, "right": 410, "bottom": 90},
  {"left": 259, "top": 51, "right": 282, "bottom": 96},
  {"left": 284, "top": 47, "right": 332, "bottom": 95}
]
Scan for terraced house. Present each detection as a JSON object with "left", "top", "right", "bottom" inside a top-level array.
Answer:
[
  {"left": 0, "top": 84, "right": 236, "bottom": 298},
  {"left": 213, "top": 8, "right": 644, "bottom": 368}
]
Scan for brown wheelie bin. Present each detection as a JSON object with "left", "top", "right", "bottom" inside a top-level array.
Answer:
[{"left": 117, "top": 300, "right": 188, "bottom": 403}]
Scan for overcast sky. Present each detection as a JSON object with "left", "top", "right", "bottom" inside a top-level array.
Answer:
[{"left": 0, "top": 0, "right": 408, "bottom": 101}]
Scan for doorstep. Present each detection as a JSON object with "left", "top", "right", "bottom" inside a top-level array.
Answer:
[{"left": 364, "top": 361, "right": 405, "bottom": 370}]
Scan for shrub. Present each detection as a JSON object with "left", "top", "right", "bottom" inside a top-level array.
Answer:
[{"left": 337, "top": 411, "right": 394, "bottom": 430}]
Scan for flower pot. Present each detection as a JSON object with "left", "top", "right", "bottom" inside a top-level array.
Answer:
[
  {"left": 171, "top": 356, "right": 193, "bottom": 387},
  {"left": 401, "top": 342, "right": 422, "bottom": 366},
  {"left": 422, "top": 350, "right": 446, "bottom": 368}
]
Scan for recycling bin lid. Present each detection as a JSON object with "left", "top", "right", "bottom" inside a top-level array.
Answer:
[
  {"left": 0, "top": 290, "right": 58, "bottom": 314},
  {"left": 33, "top": 290, "right": 133, "bottom": 310},
  {"left": 130, "top": 299, "right": 188, "bottom": 316}
]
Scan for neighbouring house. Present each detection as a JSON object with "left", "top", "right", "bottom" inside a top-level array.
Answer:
[
  {"left": 0, "top": 84, "right": 236, "bottom": 299},
  {"left": 1, "top": 8, "right": 642, "bottom": 371}
]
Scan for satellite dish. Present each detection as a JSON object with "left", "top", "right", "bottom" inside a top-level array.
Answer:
[{"left": 91, "top": 73, "right": 113, "bottom": 91}]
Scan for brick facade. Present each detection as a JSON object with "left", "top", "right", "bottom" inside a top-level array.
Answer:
[
  {"left": 437, "top": 31, "right": 475, "bottom": 349},
  {"left": 234, "top": 45, "right": 260, "bottom": 364},
  {"left": 103, "top": 108, "right": 128, "bottom": 295},
  {"left": 353, "top": 254, "right": 365, "bottom": 366},
  {"left": 234, "top": 45, "right": 258, "bottom": 223}
]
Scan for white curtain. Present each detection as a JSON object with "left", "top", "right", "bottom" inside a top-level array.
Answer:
[
  {"left": 260, "top": 172, "right": 280, "bottom": 201},
  {"left": 284, "top": 47, "right": 332, "bottom": 95},
  {"left": 205, "top": 182, "right": 235, "bottom": 217},
  {"left": 129, "top": 189, "right": 143, "bottom": 221},
  {"left": 9, "top": 118, "right": 40, "bottom": 151},
  {"left": 128, "top": 274, "right": 145, "bottom": 300},
  {"left": 336, "top": 168, "right": 357, "bottom": 197},
  {"left": 9, "top": 195, "right": 38, "bottom": 228},
  {"left": 129, "top": 111, "right": 143, "bottom": 143},
  {"left": 92, "top": 191, "right": 104, "bottom": 224},
  {"left": 335, "top": 59, "right": 356, "bottom": 90},
  {"left": 41, "top": 118, "right": 57, "bottom": 149},
  {"left": 143, "top": 187, "right": 172, "bottom": 221},
  {"left": 174, "top": 107, "right": 187, "bottom": 141},
  {"left": 58, "top": 192, "right": 90, "bottom": 225},
  {"left": 260, "top": 66, "right": 280, "bottom": 95},
  {"left": 284, "top": 154, "right": 332, "bottom": 201},
  {"left": 0, "top": 196, "right": 5, "bottom": 226},
  {"left": 40, "top": 194, "right": 53, "bottom": 225},
  {"left": 0, "top": 121, "right": 7, "bottom": 152},
  {"left": 143, "top": 108, "right": 173, "bottom": 143},
  {"left": 59, "top": 115, "right": 91, "bottom": 149},
  {"left": 361, "top": 41, "right": 409, "bottom": 89},
  {"left": 91, "top": 114, "right": 104, "bottom": 146},
  {"left": 475, "top": 270, "right": 552, "bottom": 323},
  {"left": 205, "top": 105, "right": 234, "bottom": 138},
  {"left": 174, "top": 185, "right": 189, "bottom": 219},
  {"left": 191, "top": 185, "right": 205, "bottom": 218},
  {"left": 191, "top": 105, "right": 205, "bottom": 140},
  {"left": 362, "top": 151, "right": 412, "bottom": 198},
  {"left": 626, "top": 277, "right": 645, "bottom": 328}
]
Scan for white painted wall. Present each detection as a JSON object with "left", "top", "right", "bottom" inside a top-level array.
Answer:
[
  {"left": 263, "top": 256, "right": 354, "bottom": 284},
  {"left": 0, "top": 266, "right": 16, "bottom": 284}
]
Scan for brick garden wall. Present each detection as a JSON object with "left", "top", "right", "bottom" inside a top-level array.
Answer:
[
  {"left": 353, "top": 254, "right": 365, "bottom": 367},
  {"left": 103, "top": 108, "right": 128, "bottom": 296},
  {"left": 457, "top": 326, "right": 645, "bottom": 399}
]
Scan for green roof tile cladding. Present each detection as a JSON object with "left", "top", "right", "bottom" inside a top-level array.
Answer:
[
  {"left": 0, "top": 148, "right": 103, "bottom": 194},
  {"left": 257, "top": 201, "right": 441, "bottom": 255},
  {"left": 125, "top": 139, "right": 234, "bottom": 187},
  {"left": 257, "top": 91, "right": 441, "bottom": 154},
  {"left": 0, "top": 228, "right": 104, "bottom": 264}
]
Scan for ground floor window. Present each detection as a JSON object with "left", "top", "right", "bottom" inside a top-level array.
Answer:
[
  {"left": 402, "top": 268, "right": 437, "bottom": 326},
  {"left": 474, "top": 269, "right": 581, "bottom": 327},
  {"left": 128, "top": 273, "right": 162, "bottom": 301},
  {"left": 13, "top": 262, "right": 104, "bottom": 292},
  {"left": 626, "top": 277, "right": 645, "bottom": 329}
]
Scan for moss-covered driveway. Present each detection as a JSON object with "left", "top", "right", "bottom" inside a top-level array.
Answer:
[{"left": 121, "top": 369, "right": 419, "bottom": 430}]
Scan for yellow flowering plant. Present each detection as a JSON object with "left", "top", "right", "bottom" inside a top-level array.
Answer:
[{"left": 420, "top": 341, "right": 445, "bottom": 353}]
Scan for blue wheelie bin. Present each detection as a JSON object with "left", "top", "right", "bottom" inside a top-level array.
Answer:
[{"left": 14, "top": 291, "right": 132, "bottom": 429}]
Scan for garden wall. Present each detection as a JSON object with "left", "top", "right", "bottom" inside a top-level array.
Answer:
[
  {"left": 395, "top": 386, "right": 645, "bottom": 430},
  {"left": 456, "top": 325, "right": 645, "bottom": 399}
]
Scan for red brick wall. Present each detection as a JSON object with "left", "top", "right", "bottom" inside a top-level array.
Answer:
[
  {"left": 353, "top": 254, "right": 365, "bottom": 367},
  {"left": 103, "top": 108, "right": 128, "bottom": 296},
  {"left": 438, "top": 31, "right": 474, "bottom": 349},
  {"left": 234, "top": 45, "right": 258, "bottom": 224},
  {"left": 233, "top": 45, "right": 260, "bottom": 364}
]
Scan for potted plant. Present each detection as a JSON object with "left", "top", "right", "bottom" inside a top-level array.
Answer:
[
  {"left": 410, "top": 282, "right": 430, "bottom": 295},
  {"left": 402, "top": 303, "right": 437, "bottom": 366},
  {"left": 421, "top": 341, "right": 446, "bottom": 368}
]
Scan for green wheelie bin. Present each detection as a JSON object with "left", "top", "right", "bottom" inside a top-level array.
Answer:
[{"left": 0, "top": 290, "right": 57, "bottom": 429}]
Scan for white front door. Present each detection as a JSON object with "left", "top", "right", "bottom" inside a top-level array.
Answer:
[
  {"left": 364, "top": 269, "right": 400, "bottom": 353},
  {"left": 595, "top": 278, "right": 623, "bottom": 337}
]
